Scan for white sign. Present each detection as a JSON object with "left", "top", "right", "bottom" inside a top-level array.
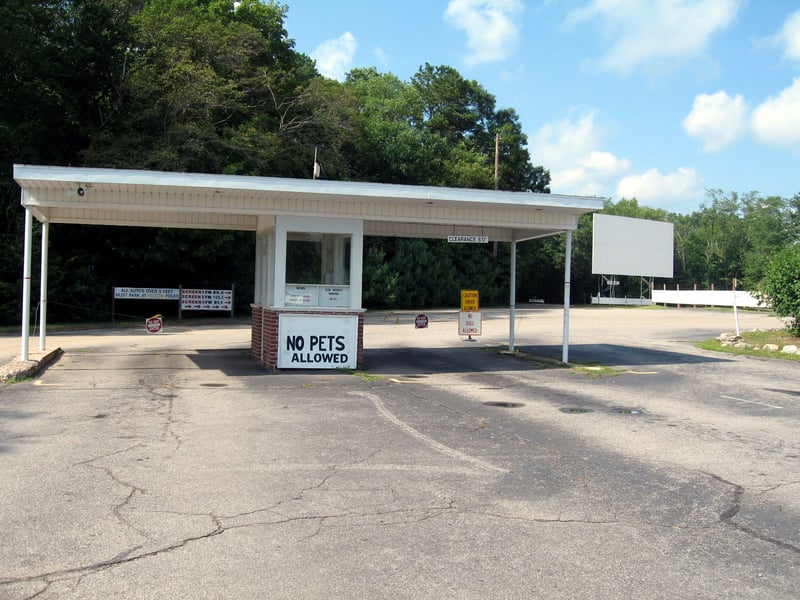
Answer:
[
  {"left": 181, "top": 288, "right": 232, "bottom": 310},
  {"left": 592, "top": 214, "right": 674, "bottom": 278},
  {"left": 285, "top": 285, "right": 319, "bottom": 306},
  {"left": 115, "top": 287, "right": 180, "bottom": 300},
  {"left": 448, "top": 235, "right": 489, "bottom": 243},
  {"left": 278, "top": 314, "right": 358, "bottom": 369},
  {"left": 319, "top": 286, "right": 350, "bottom": 308},
  {"left": 458, "top": 311, "right": 482, "bottom": 336}
]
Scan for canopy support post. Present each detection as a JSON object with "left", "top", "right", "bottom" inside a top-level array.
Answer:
[
  {"left": 39, "top": 221, "right": 49, "bottom": 351},
  {"left": 562, "top": 230, "right": 572, "bottom": 364},
  {"left": 21, "top": 207, "right": 33, "bottom": 361},
  {"left": 509, "top": 240, "right": 517, "bottom": 352}
]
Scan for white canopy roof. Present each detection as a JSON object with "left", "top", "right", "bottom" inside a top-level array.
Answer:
[{"left": 14, "top": 165, "right": 604, "bottom": 242}]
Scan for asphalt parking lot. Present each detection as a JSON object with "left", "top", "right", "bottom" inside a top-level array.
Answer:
[{"left": 1, "top": 306, "right": 798, "bottom": 599}]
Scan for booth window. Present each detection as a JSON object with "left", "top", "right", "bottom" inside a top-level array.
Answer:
[{"left": 285, "top": 233, "right": 351, "bottom": 307}]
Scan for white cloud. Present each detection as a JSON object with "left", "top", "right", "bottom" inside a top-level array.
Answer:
[
  {"left": 751, "top": 77, "right": 800, "bottom": 150},
  {"left": 531, "top": 110, "right": 704, "bottom": 209},
  {"left": 682, "top": 91, "right": 747, "bottom": 152},
  {"left": 567, "top": 0, "right": 741, "bottom": 75},
  {"left": 311, "top": 32, "right": 357, "bottom": 81},
  {"left": 617, "top": 167, "right": 704, "bottom": 207},
  {"left": 775, "top": 10, "right": 800, "bottom": 61},
  {"left": 444, "top": 0, "right": 524, "bottom": 66},
  {"left": 530, "top": 112, "right": 631, "bottom": 196}
]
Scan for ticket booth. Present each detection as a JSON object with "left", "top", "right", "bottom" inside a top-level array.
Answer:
[
  {"left": 14, "top": 164, "right": 605, "bottom": 370},
  {"left": 251, "top": 216, "right": 365, "bottom": 370}
]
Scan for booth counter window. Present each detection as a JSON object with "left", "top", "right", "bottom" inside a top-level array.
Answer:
[{"left": 285, "top": 232, "right": 351, "bottom": 307}]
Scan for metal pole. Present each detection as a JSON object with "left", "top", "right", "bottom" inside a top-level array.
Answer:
[
  {"left": 562, "top": 230, "right": 572, "bottom": 364},
  {"left": 494, "top": 133, "right": 500, "bottom": 191},
  {"left": 509, "top": 240, "right": 517, "bottom": 352},
  {"left": 21, "top": 207, "right": 33, "bottom": 360},
  {"left": 39, "top": 221, "right": 49, "bottom": 351}
]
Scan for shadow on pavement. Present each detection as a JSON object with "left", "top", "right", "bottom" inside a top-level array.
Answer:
[
  {"left": 189, "top": 349, "right": 266, "bottom": 376},
  {"left": 522, "top": 343, "right": 733, "bottom": 366},
  {"left": 188, "top": 341, "right": 732, "bottom": 377}
]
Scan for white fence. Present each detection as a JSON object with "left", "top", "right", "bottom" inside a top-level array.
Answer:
[
  {"left": 591, "top": 296, "right": 652, "bottom": 306},
  {"left": 591, "top": 289, "right": 765, "bottom": 308},
  {"left": 652, "top": 289, "right": 762, "bottom": 308}
]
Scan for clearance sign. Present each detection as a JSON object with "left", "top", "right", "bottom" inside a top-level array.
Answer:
[{"left": 278, "top": 314, "right": 358, "bottom": 369}]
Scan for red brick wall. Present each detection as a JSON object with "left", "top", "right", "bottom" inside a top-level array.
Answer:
[{"left": 250, "top": 305, "right": 364, "bottom": 371}]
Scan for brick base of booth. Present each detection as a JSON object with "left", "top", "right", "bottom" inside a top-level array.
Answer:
[{"left": 250, "top": 305, "right": 364, "bottom": 371}]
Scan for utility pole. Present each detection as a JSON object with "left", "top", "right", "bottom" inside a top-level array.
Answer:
[
  {"left": 493, "top": 133, "right": 500, "bottom": 257},
  {"left": 494, "top": 133, "right": 500, "bottom": 191}
]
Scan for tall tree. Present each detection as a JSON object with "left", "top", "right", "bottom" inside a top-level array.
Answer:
[
  {"left": 0, "top": 0, "right": 133, "bottom": 322},
  {"left": 343, "top": 68, "right": 431, "bottom": 184},
  {"left": 740, "top": 194, "right": 791, "bottom": 288}
]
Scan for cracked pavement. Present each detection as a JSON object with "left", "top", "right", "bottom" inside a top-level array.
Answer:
[{"left": 1, "top": 308, "right": 799, "bottom": 598}]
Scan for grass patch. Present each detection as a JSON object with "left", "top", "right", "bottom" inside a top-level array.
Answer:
[
  {"left": 696, "top": 329, "right": 800, "bottom": 361},
  {"left": 3, "top": 374, "right": 34, "bottom": 385},
  {"left": 570, "top": 362, "right": 626, "bottom": 379},
  {"left": 499, "top": 348, "right": 623, "bottom": 378},
  {"left": 338, "top": 368, "right": 382, "bottom": 382},
  {"left": 500, "top": 348, "right": 569, "bottom": 369}
]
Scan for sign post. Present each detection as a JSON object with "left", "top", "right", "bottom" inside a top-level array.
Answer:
[{"left": 459, "top": 290, "right": 481, "bottom": 341}]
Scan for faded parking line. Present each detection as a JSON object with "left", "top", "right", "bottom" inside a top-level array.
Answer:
[{"left": 720, "top": 395, "right": 783, "bottom": 410}]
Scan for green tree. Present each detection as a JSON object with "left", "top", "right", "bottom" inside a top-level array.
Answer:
[
  {"left": 83, "top": 0, "right": 352, "bottom": 178},
  {"left": 689, "top": 190, "right": 746, "bottom": 289},
  {"left": 0, "top": 0, "right": 133, "bottom": 322},
  {"left": 387, "top": 239, "right": 459, "bottom": 308},
  {"left": 758, "top": 245, "right": 800, "bottom": 335},
  {"left": 740, "top": 194, "right": 791, "bottom": 288},
  {"left": 343, "top": 68, "right": 432, "bottom": 184}
]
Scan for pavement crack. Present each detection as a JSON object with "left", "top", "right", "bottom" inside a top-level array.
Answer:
[
  {"left": 151, "top": 388, "right": 183, "bottom": 452},
  {"left": 756, "top": 479, "right": 800, "bottom": 495},
  {"left": 0, "top": 522, "right": 224, "bottom": 588},
  {"left": 462, "top": 508, "right": 711, "bottom": 531},
  {"left": 226, "top": 505, "right": 457, "bottom": 539},
  {"left": 71, "top": 443, "right": 146, "bottom": 467},
  {"left": 704, "top": 472, "right": 800, "bottom": 556},
  {"left": 84, "top": 463, "right": 149, "bottom": 537},
  {"left": 70, "top": 444, "right": 151, "bottom": 539}
]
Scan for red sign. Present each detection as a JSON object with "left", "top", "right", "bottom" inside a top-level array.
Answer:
[
  {"left": 415, "top": 314, "right": 429, "bottom": 329},
  {"left": 145, "top": 315, "right": 163, "bottom": 333}
]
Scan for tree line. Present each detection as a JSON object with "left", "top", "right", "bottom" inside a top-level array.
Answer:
[{"left": 1, "top": 1, "right": 798, "bottom": 326}]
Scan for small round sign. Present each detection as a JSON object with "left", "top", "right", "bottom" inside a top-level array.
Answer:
[
  {"left": 415, "top": 314, "right": 429, "bottom": 329},
  {"left": 146, "top": 315, "right": 163, "bottom": 334}
]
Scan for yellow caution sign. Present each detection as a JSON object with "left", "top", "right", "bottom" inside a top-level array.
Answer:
[{"left": 461, "top": 289, "right": 479, "bottom": 312}]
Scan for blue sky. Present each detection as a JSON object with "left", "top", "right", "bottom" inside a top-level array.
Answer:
[{"left": 283, "top": 1, "right": 800, "bottom": 214}]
